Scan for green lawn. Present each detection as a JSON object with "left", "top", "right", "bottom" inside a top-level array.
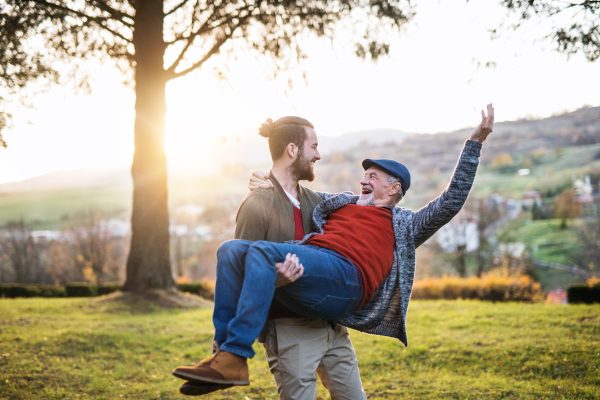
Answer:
[
  {"left": 0, "top": 298, "right": 598, "bottom": 399},
  {"left": 498, "top": 218, "right": 586, "bottom": 290},
  {"left": 506, "top": 218, "right": 583, "bottom": 265}
]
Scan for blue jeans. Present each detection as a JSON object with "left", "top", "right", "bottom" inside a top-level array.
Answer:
[{"left": 213, "top": 240, "right": 364, "bottom": 359}]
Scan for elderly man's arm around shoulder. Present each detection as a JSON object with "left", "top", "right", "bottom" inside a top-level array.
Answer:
[{"left": 412, "top": 104, "right": 494, "bottom": 247}]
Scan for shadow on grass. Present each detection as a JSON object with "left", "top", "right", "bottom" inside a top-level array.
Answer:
[{"left": 91, "top": 289, "right": 213, "bottom": 314}]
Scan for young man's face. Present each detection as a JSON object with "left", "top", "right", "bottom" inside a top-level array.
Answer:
[
  {"left": 358, "top": 167, "right": 399, "bottom": 207},
  {"left": 291, "top": 127, "right": 320, "bottom": 182}
]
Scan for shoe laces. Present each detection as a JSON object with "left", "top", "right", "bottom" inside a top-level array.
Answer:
[{"left": 197, "top": 342, "right": 220, "bottom": 366}]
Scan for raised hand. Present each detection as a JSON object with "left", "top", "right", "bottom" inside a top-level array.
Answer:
[
  {"left": 249, "top": 170, "right": 273, "bottom": 191},
  {"left": 469, "top": 103, "right": 494, "bottom": 144},
  {"left": 275, "top": 253, "right": 304, "bottom": 288}
]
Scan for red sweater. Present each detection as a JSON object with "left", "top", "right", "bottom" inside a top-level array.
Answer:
[{"left": 307, "top": 204, "right": 395, "bottom": 308}]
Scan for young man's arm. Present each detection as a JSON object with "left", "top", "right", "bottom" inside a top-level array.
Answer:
[
  {"left": 234, "top": 193, "right": 270, "bottom": 242},
  {"left": 234, "top": 192, "right": 303, "bottom": 286}
]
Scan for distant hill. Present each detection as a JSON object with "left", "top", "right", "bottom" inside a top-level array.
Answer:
[
  {"left": 304, "top": 106, "right": 600, "bottom": 209},
  {"left": 0, "top": 128, "right": 410, "bottom": 194},
  {"left": 1, "top": 106, "right": 599, "bottom": 227},
  {"left": 0, "top": 166, "right": 131, "bottom": 193}
]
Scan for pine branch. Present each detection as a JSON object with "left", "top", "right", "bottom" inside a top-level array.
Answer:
[
  {"left": 168, "top": 21, "right": 244, "bottom": 80},
  {"left": 31, "top": 0, "right": 100, "bottom": 22},
  {"left": 165, "top": 0, "right": 192, "bottom": 16},
  {"left": 165, "top": 0, "right": 232, "bottom": 73},
  {"left": 85, "top": 0, "right": 134, "bottom": 26},
  {"left": 31, "top": 0, "right": 133, "bottom": 44}
]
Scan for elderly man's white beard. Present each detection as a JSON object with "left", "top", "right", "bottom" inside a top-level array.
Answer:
[{"left": 357, "top": 193, "right": 375, "bottom": 206}]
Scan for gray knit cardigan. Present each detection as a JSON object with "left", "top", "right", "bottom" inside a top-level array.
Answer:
[{"left": 295, "top": 140, "right": 482, "bottom": 346}]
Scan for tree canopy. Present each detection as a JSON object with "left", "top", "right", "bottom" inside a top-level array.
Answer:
[
  {"left": 499, "top": 0, "right": 600, "bottom": 61},
  {"left": 0, "top": 0, "right": 411, "bottom": 138},
  {"left": 1, "top": 0, "right": 412, "bottom": 291}
]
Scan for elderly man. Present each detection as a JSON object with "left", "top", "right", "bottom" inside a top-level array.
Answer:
[{"left": 173, "top": 104, "right": 494, "bottom": 394}]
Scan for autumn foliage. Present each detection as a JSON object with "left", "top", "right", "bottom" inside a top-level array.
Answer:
[{"left": 411, "top": 270, "right": 544, "bottom": 302}]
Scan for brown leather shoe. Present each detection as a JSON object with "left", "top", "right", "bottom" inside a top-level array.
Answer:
[
  {"left": 172, "top": 343, "right": 249, "bottom": 386},
  {"left": 179, "top": 381, "right": 233, "bottom": 396}
]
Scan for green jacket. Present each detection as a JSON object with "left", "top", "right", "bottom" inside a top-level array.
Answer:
[{"left": 234, "top": 172, "right": 323, "bottom": 242}]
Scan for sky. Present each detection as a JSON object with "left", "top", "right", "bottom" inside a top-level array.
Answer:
[{"left": 1, "top": 0, "right": 599, "bottom": 184}]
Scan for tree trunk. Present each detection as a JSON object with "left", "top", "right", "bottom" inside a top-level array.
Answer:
[
  {"left": 456, "top": 244, "right": 467, "bottom": 278},
  {"left": 123, "top": 0, "right": 175, "bottom": 292}
]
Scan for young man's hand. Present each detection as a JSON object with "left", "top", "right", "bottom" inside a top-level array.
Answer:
[
  {"left": 275, "top": 253, "right": 303, "bottom": 288},
  {"left": 249, "top": 171, "right": 273, "bottom": 191},
  {"left": 469, "top": 103, "right": 495, "bottom": 143}
]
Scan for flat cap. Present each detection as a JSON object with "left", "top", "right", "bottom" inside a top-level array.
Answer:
[{"left": 362, "top": 158, "right": 411, "bottom": 195}]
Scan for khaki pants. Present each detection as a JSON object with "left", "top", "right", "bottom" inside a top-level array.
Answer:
[{"left": 264, "top": 318, "right": 367, "bottom": 400}]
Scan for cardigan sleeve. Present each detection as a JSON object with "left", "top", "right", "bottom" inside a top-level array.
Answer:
[
  {"left": 412, "top": 140, "right": 482, "bottom": 248},
  {"left": 316, "top": 191, "right": 355, "bottom": 201}
]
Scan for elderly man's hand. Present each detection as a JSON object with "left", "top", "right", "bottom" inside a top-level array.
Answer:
[
  {"left": 275, "top": 253, "right": 304, "bottom": 288},
  {"left": 249, "top": 171, "right": 273, "bottom": 191},
  {"left": 469, "top": 103, "right": 495, "bottom": 143}
]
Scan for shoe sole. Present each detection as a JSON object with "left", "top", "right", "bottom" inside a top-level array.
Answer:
[
  {"left": 172, "top": 370, "right": 249, "bottom": 386},
  {"left": 180, "top": 383, "right": 233, "bottom": 396}
]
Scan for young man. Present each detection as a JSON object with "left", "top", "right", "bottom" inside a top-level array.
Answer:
[
  {"left": 179, "top": 116, "right": 367, "bottom": 399},
  {"left": 173, "top": 104, "right": 495, "bottom": 394}
]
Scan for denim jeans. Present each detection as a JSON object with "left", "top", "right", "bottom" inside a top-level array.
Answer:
[{"left": 213, "top": 239, "right": 364, "bottom": 359}]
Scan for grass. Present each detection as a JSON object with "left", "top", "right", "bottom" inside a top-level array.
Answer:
[
  {"left": 497, "top": 218, "right": 585, "bottom": 290},
  {"left": 505, "top": 218, "right": 583, "bottom": 266},
  {"left": 0, "top": 298, "right": 599, "bottom": 399}
]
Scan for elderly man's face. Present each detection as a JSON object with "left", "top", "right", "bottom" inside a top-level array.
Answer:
[{"left": 358, "top": 167, "right": 400, "bottom": 207}]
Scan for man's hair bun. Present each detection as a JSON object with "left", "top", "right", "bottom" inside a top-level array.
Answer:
[
  {"left": 258, "top": 118, "right": 274, "bottom": 138},
  {"left": 257, "top": 116, "right": 315, "bottom": 161}
]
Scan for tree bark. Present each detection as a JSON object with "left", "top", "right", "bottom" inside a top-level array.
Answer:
[{"left": 123, "top": 0, "right": 175, "bottom": 292}]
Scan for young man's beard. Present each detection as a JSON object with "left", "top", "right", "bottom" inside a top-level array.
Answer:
[{"left": 291, "top": 151, "right": 315, "bottom": 182}]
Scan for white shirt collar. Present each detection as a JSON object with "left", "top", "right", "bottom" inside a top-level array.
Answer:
[{"left": 283, "top": 189, "right": 301, "bottom": 209}]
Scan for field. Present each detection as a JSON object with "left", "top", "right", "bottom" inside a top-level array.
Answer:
[
  {"left": 1, "top": 298, "right": 598, "bottom": 399},
  {"left": 0, "top": 185, "right": 132, "bottom": 229}
]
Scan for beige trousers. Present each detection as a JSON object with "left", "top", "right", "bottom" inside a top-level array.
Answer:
[{"left": 264, "top": 317, "right": 367, "bottom": 400}]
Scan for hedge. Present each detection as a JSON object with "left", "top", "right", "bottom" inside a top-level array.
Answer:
[
  {"left": 1, "top": 282, "right": 215, "bottom": 300},
  {"left": 97, "top": 283, "right": 122, "bottom": 296},
  {"left": 0, "top": 284, "right": 66, "bottom": 298},
  {"left": 177, "top": 282, "right": 215, "bottom": 301},
  {"left": 411, "top": 272, "right": 544, "bottom": 302},
  {"left": 65, "top": 283, "right": 97, "bottom": 297},
  {"left": 567, "top": 284, "right": 600, "bottom": 304}
]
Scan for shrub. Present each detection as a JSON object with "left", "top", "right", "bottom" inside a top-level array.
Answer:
[
  {"left": 65, "top": 283, "right": 97, "bottom": 297},
  {"left": 411, "top": 271, "right": 544, "bottom": 302},
  {"left": 567, "top": 284, "right": 600, "bottom": 304},
  {"left": 39, "top": 286, "right": 67, "bottom": 298},
  {"left": 0, "top": 285, "right": 66, "bottom": 298},
  {"left": 177, "top": 281, "right": 215, "bottom": 301},
  {"left": 97, "top": 284, "right": 122, "bottom": 296}
]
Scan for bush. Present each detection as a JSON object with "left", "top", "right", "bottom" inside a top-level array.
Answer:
[
  {"left": 65, "top": 283, "right": 97, "bottom": 297},
  {"left": 567, "top": 284, "right": 600, "bottom": 304},
  {"left": 411, "top": 271, "right": 544, "bottom": 302},
  {"left": 177, "top": 281, "right": 215, "bottom": 301},
  {"left": 0, "top": 284, "right": 67, "bottom": 298},
  {"left": 39, "top": 286, "right": 67, "bottom": 298},
  {"left": 97, "top": 284, "right": 122, "bottom": 296}
]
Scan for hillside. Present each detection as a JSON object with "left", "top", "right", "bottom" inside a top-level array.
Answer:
[
  {"left": 0, "top": 107, "right": 598, "bottom": 228},
  {"left": 306, "top": 106, "right": 600, "bottom": 210}
]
